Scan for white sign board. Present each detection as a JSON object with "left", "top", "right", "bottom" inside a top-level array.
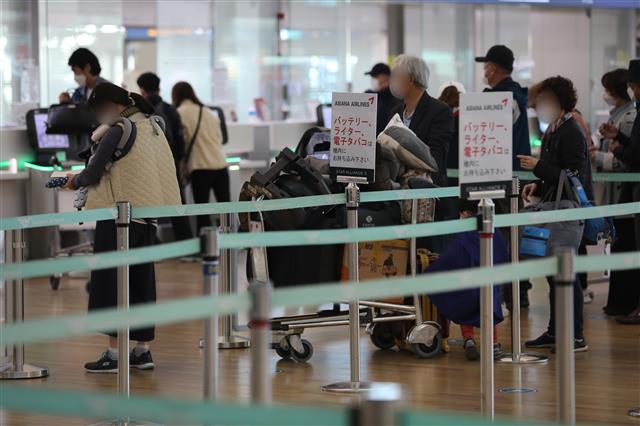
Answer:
[
  {"left": 459, "top": 91, "right": 513, "bottom": 199},
  {"left": 329, "top": 92, "right": 377, "bottom": 183}
]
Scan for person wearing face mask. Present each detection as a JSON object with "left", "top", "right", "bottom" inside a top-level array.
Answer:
[
  {"left": 364, "top": 62, "right": 401, "bottom": 136},
  {"left": 518, "top": 76, "right": 592, "bottom": 352},
  {"left": 475, "top": 45, "right": 531, "bottom": 171},
  {"left": 599, "top": 59, "right": 640, "bottom": 325},
  {"left": 59, "top": 48, "right": 109, "bottom": 104},
  {"left": 63, "top": 82, "right": 181, "bottom": 372},
  {"left": 438, "top": 81, "right": 466, "bottom": 182}
]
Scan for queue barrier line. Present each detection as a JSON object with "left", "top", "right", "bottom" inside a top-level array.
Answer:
[
  {"left": 4, "top": 251, "right": 640, "bottom": 347},
  {"left": 0, "top": 384, "right": 532, "bottom": 426},
  {"left": 446, "top": 169, "right": 640, "bottom": 182},
  {"left": 0, "top": 186, "right": 460, "bottom": 232},
  {"left": 2, "top": 202, "right": 638, "bottom": 281}
]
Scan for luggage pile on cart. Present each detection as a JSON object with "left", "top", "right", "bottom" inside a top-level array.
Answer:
[{"left": 240, "top": 119, "right": 450, "bottom": 362}]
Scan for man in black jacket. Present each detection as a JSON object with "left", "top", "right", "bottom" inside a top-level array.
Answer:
[
  {"left": 137, "top": 72, "right": 193, "bottom": 241},
  {"left": 365, "top": 62, "right": 402, "bottom": 135},
  {"left": 388, "top": 54, "right": 453, "bottom": 188},
  {"left": 600, "top": 59, "right": 640, "bottom": 324}
]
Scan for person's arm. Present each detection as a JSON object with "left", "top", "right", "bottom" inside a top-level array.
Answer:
[
  {"left": 425, "top": 105, "right": 454, "bottom": 175},
  {"left": 71, "top": 125, "right": 123, "bottom": 189},
  {"left": 533, "top": 127, "right": 586, "bottom": 184},
  {"left": 613, "top": 137, "right": 640, "bottom": 168}
]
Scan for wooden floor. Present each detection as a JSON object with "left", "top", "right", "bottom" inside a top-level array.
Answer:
[{"left": 2, "top": 259, "right": 639, "bottom": 425}]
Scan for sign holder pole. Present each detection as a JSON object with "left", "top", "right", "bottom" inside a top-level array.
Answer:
[
  {"left": 496, "top": 177, "right": 547, "bottom": 366},
  {"left": 322, "top": 181, "right": 374, "bottom": 394},
  {"left": 477, "top": 197, "right": 495, "bottom": 420},
  {"left": 0, "top": 229, "right": 48, "bottom": 380},
  {"left": 250, "top": 280, "right": 272, "bottom": 403}
]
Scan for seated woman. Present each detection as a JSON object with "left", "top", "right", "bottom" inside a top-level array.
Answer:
[{"left": 425, "top": 199, "right": 508, "bottom": 361}]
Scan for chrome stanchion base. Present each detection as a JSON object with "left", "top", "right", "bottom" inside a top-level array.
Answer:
[
  {"left": 198, "top": 336, "right": 250, "bottom": 349},
  {"left": 321, "top": 381, "right": 376, "bottom": 394},
  {"left": 495, "top": 352, "right": 548, "bottom": 365},
  {"left": 0, "top": 363, "right": 48, "bottom": 379},
  {"left": 628, "top": 408, "right": 640, "bottom": 418}
]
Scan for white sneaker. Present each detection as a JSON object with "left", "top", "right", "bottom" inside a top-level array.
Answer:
[{"left": 583, "top": 290, "right": 594, "bottom": 305}]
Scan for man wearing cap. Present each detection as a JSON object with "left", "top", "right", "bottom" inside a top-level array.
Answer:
[
  {"left": 600, "top": 58, "right": 640, "bottom": 324},
  {"left": 476, "top": 45, "right": 531, "bottom": 171},
  {"left": 365, "top": 62, "right": 402, "bottom": 135}
]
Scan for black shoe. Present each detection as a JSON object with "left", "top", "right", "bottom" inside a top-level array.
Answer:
[
  {"left": 520, "top": 290, "right": 530, "bottom": 309},
  {"left": 525, "top": 332, "right": 555, "bottom": 348},
  {"left": 84, "top": 351, "right": 118, "bottom": 373},
  {"left": 493, "top": 343, "right": 504, "bottom": 358},
  {"left": 130, "top": 350, "right": 155, "bottom": 370},
  {"left": 464, "top": 339, "right": 480, "bottom": 361},
  {"left": 551, "top": 338, "right": 589, "bottom": 353}
]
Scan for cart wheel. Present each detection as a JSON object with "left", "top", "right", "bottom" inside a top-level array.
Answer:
[
  {"left": 370, "top": 323, "right": 396, "bottom": 350},
  {"left": 275, "top": 345, "right": 292, "bottom": 360},
  {"left": 50, "top": 276, "right": 61, "bottom": 290},
  {"left": 291, "top": 339, "right": 314, "bottom": 363},
  {"left": 411, "top": 333, "right": 442, "bottom": 359}
]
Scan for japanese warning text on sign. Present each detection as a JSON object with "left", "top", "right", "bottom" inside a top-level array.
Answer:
[
  {"left": 329, "top": 92, "right": 377, "bottom": 183},
  {"left": 459, "top": 91, "right": 513, "bottom": 199}
]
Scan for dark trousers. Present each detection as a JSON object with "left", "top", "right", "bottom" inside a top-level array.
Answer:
[
  {"left": 604, "top": 217, "right": 640, "bottom": 315},
  {"left": 89, "top": 220, "right": 157, "bottom": 342},
  {"left": 170, "top": 168, "right": 194, "bottom": 240},
  {"left": 546, "top": 275, "right": 584, "bottom": 340},
  {"left": 577, "top": 241, "right": 588, "bottom": 290},
  {"left": 190, "top": 168, "right": 230, "bottom": 234}
]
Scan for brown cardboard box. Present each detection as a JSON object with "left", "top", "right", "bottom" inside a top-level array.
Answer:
[{"left": 342, "top": 239, "right": 409, "bottom": 304}]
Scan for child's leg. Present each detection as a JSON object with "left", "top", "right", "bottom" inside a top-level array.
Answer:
[{"left": 460, "top": 324, "right": 474, "bottom": 341}]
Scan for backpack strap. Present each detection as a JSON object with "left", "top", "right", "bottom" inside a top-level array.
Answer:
[{"left": 184, "top": 105, "right": 203, "bottom": 167}]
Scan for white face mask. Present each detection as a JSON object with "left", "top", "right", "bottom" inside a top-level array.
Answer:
[
  {"left": 389, "top": 79, "right": 407, "bottom": 100},
  {"left": 602, "top": 92, "right": 616, "bottom": 107},
  {"left": 536, "top": 103, "right": 560, "bottom": 126},
  {"left": 74, "top": 73, "right": 87, "bottom": 87},
  {"left": 627, "top": 86, "right": 636, "bottom": 101},
  {"left": 370, "top": 78, "right": 380, "bottom": 92}
]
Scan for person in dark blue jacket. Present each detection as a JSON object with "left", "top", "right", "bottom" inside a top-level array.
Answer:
[
  {"left": 425, "top": 199, "right": 508, "bottom": 361},
  {"left": 476, "top": 45, "right": 531, "bottom": 171}
]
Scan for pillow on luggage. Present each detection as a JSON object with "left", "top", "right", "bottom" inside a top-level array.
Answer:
[{"left": 377, "top": 114, "right": 438, "bottom": 174}]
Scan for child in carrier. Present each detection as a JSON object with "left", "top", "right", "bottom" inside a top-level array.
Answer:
[{"left": 424, "top": 199, "right": 508, "bottom": 361}]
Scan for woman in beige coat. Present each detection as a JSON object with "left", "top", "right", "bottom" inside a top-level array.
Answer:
[{"left": 172, "top": 82, "right": 228, "bottom": 233}]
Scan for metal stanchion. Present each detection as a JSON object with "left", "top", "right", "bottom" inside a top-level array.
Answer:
[
  {"left": 356, "top": 383, "right": 403, "bottom": 426},
  {"left": 410, "top": 199, "right": 423, "bottom": 325},
  {"left": 249, "top": 280, "right": 272, "bottom": 403},
  {"left": 478, "top": 198, "right": 495, "bottom": 420},
  {"left": 322, "top": 182, "right": 375, "bottom": 394},
  {"left": 217, "top": 213, "right": 249, "bottom": 349},
  {"left": 555, "top": 247, "right": 576, "bottom": 425},
  {"left": 116, "top": 202, "right": 131, "bottom": 401},
  {"left": 497, "top": 177, "right": 547, "bottom": 365},
  {"left": 0, "top": 228, "right": 48, "bottom": 380},
  {"left": 201, "top": 227, "right": 220, "bottom": 400}
]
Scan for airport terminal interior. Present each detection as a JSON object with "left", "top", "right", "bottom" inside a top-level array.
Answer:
[{"left": 1, "top": 1, "right": 640, "bottom": 425}]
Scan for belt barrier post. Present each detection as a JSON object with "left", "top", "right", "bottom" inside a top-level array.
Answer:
[
  {"left": 217, "top": 213, "right": 249, "bottom": 349},
  {"left": 0, "top": 229, "right": 48, "bottom": 379},
  {"left": 478, "top": 198, "right": 495, "bottom": 420},
  {"left": 497, "top": 177, "right": 547, "bottom": 365},
  {"left": 356, "top": 383, "right": 403, "bottom": 426},
  {"left": 116, "top": 201, "right": 131, "bottom": 401},
  {"left": 201, "top": 227, "right": 219, "bottom": 400},
  {"left": 249, "top": 280, "right": 272, "bottom": 403},
  {"left": 410, "top": 199, "right": 422, "bottom": 324},
  {"left": 555, "top": 247, "right": 576, "bottom": 425},
  {"left": 322, "top": 182, "right": 375, "bottom": 393}
]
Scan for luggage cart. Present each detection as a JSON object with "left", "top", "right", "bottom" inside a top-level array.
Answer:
[{"left": 247, "top": 197, "right": 446, "bottom": 363}]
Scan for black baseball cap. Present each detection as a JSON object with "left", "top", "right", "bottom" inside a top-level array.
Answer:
[
  {"left": 475, "top": 45, "right": 514, "bottom": 73},
  {"left": 365, "top": 63, "right": 391, "bottom": 77},
  {"left": 628, "top": 59, "right": 640, "bottom": 84}
]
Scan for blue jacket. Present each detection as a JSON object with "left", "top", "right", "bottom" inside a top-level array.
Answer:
[
  {"left": 425, "top": 231, "right": 508, "bottom": 327},
  {"left": 71, "top": 76, "right": 110, "bottom": 104},
  {"left": 484, "top": 77, "right": 531, "bottom": 171}
]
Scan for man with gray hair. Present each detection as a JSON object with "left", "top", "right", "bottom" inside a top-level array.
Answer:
[{"left": 389, "top": 54, "right": 453, "bottom": 187}]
